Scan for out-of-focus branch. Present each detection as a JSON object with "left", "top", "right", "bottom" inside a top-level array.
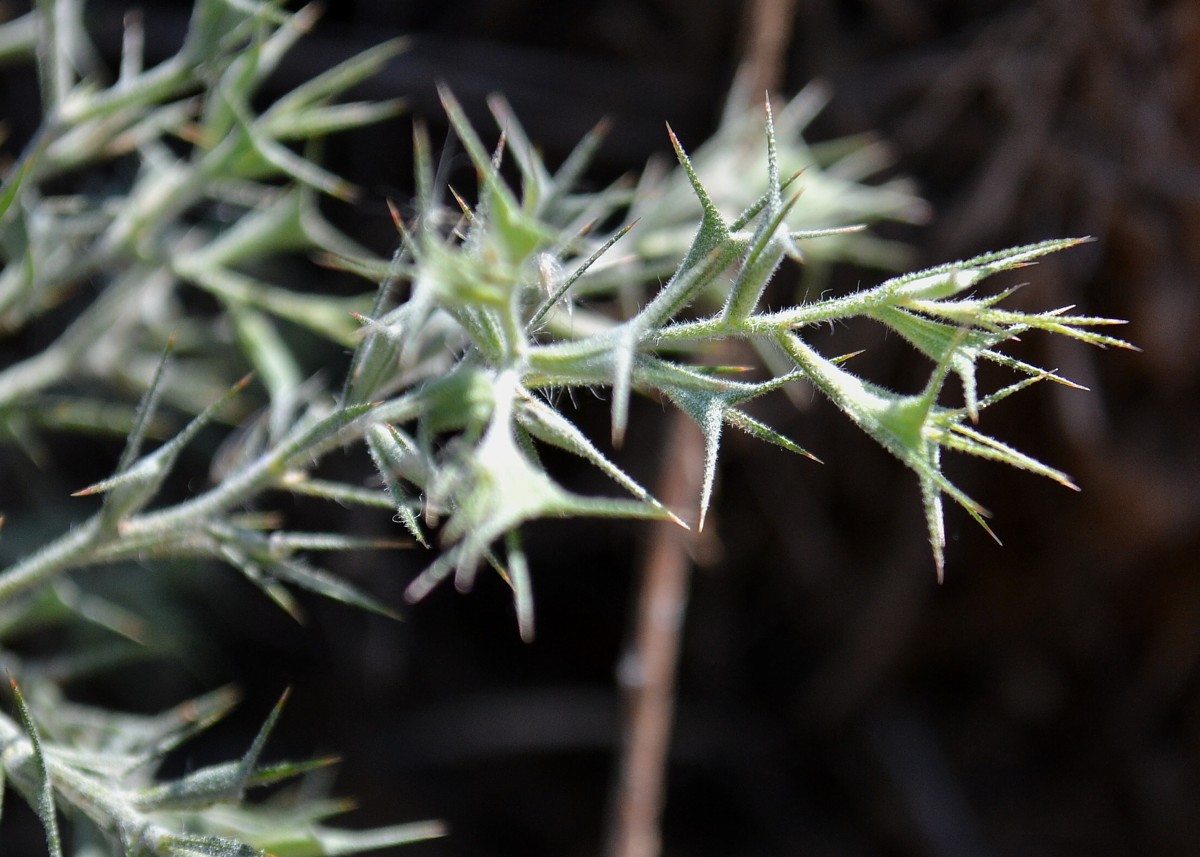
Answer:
[
  {"left": 739, "top": 0, "right": 799, "bottom": 97},
  {"left": 605, "top": 411, "right": 705, "bottom": 857},
  {"left": 605, "top": 6, "right": 798, "bottom": 855}
]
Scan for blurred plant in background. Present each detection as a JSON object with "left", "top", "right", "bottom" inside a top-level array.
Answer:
[
  {"left": 630, "top": 78, "right": 930, "bottom": 276},
  {"left": 0, "top": 1, "right": 1130, "bottom": 855}
]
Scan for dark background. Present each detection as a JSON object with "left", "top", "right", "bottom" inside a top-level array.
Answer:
[{"left": 4, "top": 1, "right": 1198, "bottom": 856}]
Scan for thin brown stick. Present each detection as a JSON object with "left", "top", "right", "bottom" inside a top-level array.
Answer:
[
  {"left": 739, "top": 0, "right": 800, "bottom": 98},
  {"left": 604, "top": 6, "right": 798, "bottom": 852},
  {"left": 605, "top": 411, "right": 706, "bottom": 857}
]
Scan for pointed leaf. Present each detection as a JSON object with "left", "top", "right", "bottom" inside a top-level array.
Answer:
[
  {"left": 529, "top": 221, "right": 635, "bottom": 328},
  {"left": 0, "top": 153, "right": 37, "bottom": 223},
  {"left": 129, "top": 686, "right": 242, "bottom": 764},
  {"left": 264, "top": 99, "right": 405, "bottom": 141},
  {"left": 283, "top": 477, "right": 396, "bottom": 510},
  {"left": 515, "top": 393, "right": 681, "bottom": 525},
  {"left": 721, "top": 189, "right": 801, "bottom": 323},
  {"left": 885, "top": 237, "right": 1090, "bottom": 302},
  {"left": 269, "top": 38, "right": 407, "bottom": 116},
  {"left": 777, "top": 330, "right": 997, "bottom": 577},
  {"left": 158, "top": 832, "right": 265, "bottom": 857},
  {"left": 136, "top": 692, "right": 289, "bottom": 812},
  {"left": 73, "top": 375, "right": 252, "bottom": 524},
  {"left": 285, "top": 820, "right": 447, "bottom": 855},
  {"left": 546, "top": 115, "right": 612, "bottom": 212},
  {"left": 366, "top": 425, "right": 429, "bottom": 547},
  {"left": 652, "top": 363, "right": 815, "bottom": 530},
  {"left": 941, "top": 423, "right": 1078, "bottom": 490},
  {"left": 263, "top": 556, "right": 400, "bottom": 620},
  {"left": 504, "top": 530, "right": 535, "bottom": 643},
  {"left": 486, "top": 94, "right": 551, "bottom": 209},
  {"left": 438, "top": 84, "right": 555, "bottom": 263},
  {"left": 238, "top": 689, "right": 288, "bottom": 785},
  {"left": 665, "top": 124, "right": 730, "bottom": 270},
  {"left": 9, "top": 678, "right": 64, "bottom": 857},
  {"left": 119, "top": 338, "right": 175, "bottom": 473}
]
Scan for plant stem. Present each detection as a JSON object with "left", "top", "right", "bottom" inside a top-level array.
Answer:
[
  {"left": 739, "top": 0, "right": 799, "bottom": 97},
  {"left": 605, "top": 411, "right": 704, "bottom": 857},
  {"left": 606, "top": 9, "right": 800, "bottom": 852},
  {"left": 0, "top": 516, "right": 103, "bottom": 605}
]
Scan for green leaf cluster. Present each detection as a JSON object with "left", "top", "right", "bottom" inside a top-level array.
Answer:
[
  {"left": 0, "top": 681, "right": 444, "bottom": 856},
  {"left": 0, "top": 0, "right": 1131, "bottom": 853},
  {"left": 351, "top": 92, "right": 1129, "bottom": 589}
]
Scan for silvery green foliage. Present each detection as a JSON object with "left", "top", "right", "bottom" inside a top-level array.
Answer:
[
  {"left": 361, "top": 86, "right": 1127, "bottom": 592},
  {"left": 0, "top": 0, "right": 1130, "bottom": 854},
  {"left": 0, "top": 1, "right": 434, "bottom": 854},
  {"left": 629, "top": 78, "right": 931, "bottom": 273}
]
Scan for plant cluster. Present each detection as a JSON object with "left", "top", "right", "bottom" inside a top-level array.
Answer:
[{"left": 0, "top": 1, "right": 1129, "bottom": 855}]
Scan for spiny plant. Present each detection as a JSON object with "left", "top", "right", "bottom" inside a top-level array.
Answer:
[{"left": 0, "top": 0, "right": 1131, "bottom": 855}]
